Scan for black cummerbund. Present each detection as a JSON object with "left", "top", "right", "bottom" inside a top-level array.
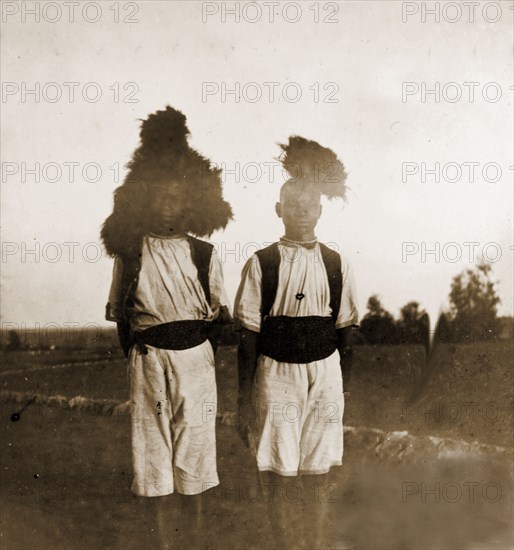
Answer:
[
  {"left": 259, "top": 316, "right": 337, "bottom": 364},
  {"left": 134, "top": 320, "right": 210, "bottom": 351}
]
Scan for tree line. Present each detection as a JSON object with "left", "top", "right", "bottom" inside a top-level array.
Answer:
[
  {"left": 2, "top": 261, "right": 509, "bottom": 351},
  {"left": 357, "top": 261, "right": 507, "bottom": 345}
]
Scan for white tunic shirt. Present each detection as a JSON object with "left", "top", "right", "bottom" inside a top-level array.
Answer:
[
  {"left": 233, "top": 240, "right": 359, "bottom": 332},
  {"left": 106, "top": 235, "right": 229, "bottom": 331}
]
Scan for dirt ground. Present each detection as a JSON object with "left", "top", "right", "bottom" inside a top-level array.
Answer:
[{"left": 1, "top": 342, "right": 512, "bottom": 549}]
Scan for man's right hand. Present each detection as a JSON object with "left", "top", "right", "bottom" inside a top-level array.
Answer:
[
  {"left": 237, "top": 327, "right": 259, "bottom": 448},
  {"left": 236, "top": 398, "right": 255, "bottom": 449}
]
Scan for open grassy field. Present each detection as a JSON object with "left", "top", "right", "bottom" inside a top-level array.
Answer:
[
  {"left": 2, "top": 341, "right": 512, "bottom": 445},
  {"left": 1, "top": 342, "right": 512, "bottom": 549}
]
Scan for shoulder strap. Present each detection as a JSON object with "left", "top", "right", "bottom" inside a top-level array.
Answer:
[
  {"left": 187, "top": 236, "right": 214, "bottom": 306},
  {"left": 319, "top": 243, "right": 342, "bottom": 323},
  {"left": 256, "top": 242, "right": 343, "bottom": 322},
  {"left": 255, "top": 243, "right": 281, "bottom": 317}
]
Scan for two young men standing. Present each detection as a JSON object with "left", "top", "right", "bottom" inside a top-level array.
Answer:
[{"left": 103, "top": 109, "right": 358, "bottom": 549}]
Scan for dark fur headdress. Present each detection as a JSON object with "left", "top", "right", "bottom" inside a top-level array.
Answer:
[
  {"left": 101, "top": 106, "right": 233, "bottom": 258},
  {"left": 278, "top": 136, "right": 348, "bottom": 200}
]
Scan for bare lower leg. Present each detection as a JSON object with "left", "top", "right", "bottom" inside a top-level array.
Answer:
[
  {"left": 266, "top": 472, "right": 303, "bottom": 550},
  {"left": 152, "top": 494, "right": 177, "bottom": 550},
  {"left": 301, "top": 474, "right": 329, "bottom": 549},
  {"left": 138, "top": 497, "right": 161, "bottom": 547},
  {"left": 180, "top": 493, "right": 205, "bottom": 549}
]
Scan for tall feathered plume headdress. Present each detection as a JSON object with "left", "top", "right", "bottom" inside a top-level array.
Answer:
[
  {"left": 278, "top": 136, "right": 348, "bottom": 200},
  {"left": 101, "top": 106, "right": 233, "bottom": 258}
]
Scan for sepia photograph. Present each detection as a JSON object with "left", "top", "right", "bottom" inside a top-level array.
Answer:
[{"left": 1, "top": 1, "right": 513, "bottom": 548}]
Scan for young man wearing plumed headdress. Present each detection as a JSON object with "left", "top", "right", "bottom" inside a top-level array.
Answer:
[
  {"left": 234, "top": 137, "right": 359, "bottom": 549},
  {"left": 102, "top": 106, "right": 233, "bottom": 548}
]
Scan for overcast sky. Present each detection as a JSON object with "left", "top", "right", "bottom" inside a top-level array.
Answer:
[{"left": 1, "top": 0, "right": 513, "bottom": 330}]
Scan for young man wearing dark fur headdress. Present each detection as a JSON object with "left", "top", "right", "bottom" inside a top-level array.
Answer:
[
  {"left": 234, "top": 137, "right": 359, "bottom": 549},
  {"left": 102, "top": 106, "right": 233, "bottom": 549}
]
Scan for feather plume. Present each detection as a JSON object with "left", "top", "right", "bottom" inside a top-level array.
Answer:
[{"left": 278, "top": 136, "right": 348, "bottom": 200}]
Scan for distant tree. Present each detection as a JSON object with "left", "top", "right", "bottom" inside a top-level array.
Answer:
[
  {"left": 396, "top": 301, "right": 428, "bottom": 345},
  {"left": 6, "top": 330, "right": 22, "bottom": 351},
  {"left": 447, "top": 261, "right": 501, "bottom": 342},
  {"left": 359, "top": 295, "right": 397, "bottom": 344},
  {"left": 366, "top": 295, "right": 386, "bottom": 317}
]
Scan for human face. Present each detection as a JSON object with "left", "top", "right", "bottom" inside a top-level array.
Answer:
[
  {"left": 275, "top": 184, "right": 322, "bottom": 239},
  {"left": 150, "top": 184, "right": 190, "bottom": 235}
]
